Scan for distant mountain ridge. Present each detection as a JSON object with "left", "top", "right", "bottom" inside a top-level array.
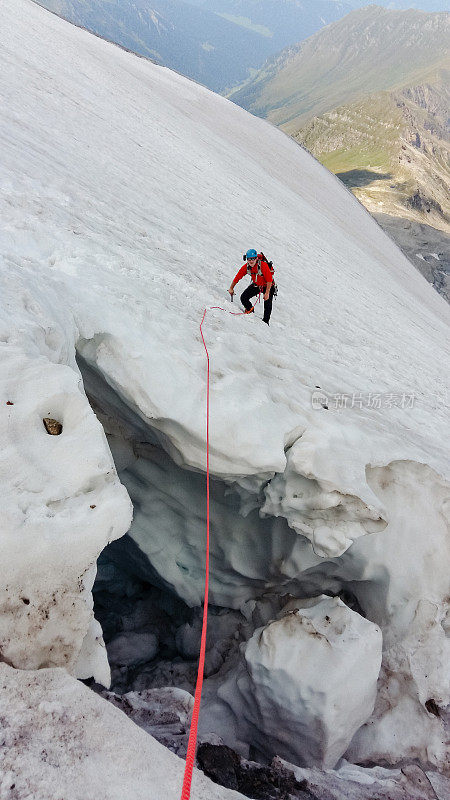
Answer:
[
  {"left": 34, "top": 0, "right": 370, "bottom": 93},
  {"left": 347, "top": 0, "right": 449, "bottom": 10},
  {"left": 228, "top": 6, "right": 450, "bottom": 132},
  {"left": 191, "top": 0, "right": 354, "bottom": 52},
  {"left": 33, "top": 0, "right": 272, "bottom": 92},
  {"left": 188, "top": 0, "right": 450, "bottom": 13}
]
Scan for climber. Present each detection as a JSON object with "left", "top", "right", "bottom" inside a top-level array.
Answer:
[{"left": 228, "top": 249, "right": 275, "bottom": 325}]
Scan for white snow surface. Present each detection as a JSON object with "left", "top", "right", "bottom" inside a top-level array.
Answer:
[
  {"left": 0, "top": 663, "right": 246, "bottom": 800},
  {"left": 1, "top": 0, "right": 450, "bottom": 777}
]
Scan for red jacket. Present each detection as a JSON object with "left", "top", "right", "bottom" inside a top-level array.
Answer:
[{"left": 233, "top": 256, "right": 273, "bottom": 288}]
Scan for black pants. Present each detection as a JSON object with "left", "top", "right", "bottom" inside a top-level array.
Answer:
[{"left": 241, "top": 283, "right": 275, "bottom": 323}]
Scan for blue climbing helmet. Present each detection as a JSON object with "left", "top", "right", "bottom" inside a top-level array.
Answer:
[{"left": 245, "top": 248, "right": 258, "bottom": 260}]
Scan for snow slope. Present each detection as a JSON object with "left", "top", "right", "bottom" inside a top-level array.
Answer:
[
  {"left": 1, "top": 0, "right": 449, "bottom": 777},
  {"left": 0, "top": 663, "right": 246, "bottom": 800}
]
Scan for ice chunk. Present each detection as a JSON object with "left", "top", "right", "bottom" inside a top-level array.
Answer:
[{"left": 216, "top": 596, "right": 382, "bottom": 768}]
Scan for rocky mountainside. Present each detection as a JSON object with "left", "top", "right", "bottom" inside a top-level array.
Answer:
[
  {"left": 295, "top": 79, "right": 450, "bottom": 300},
  {"left": 374, "top": 214, "right": 450, "bottom": 303},
  {"left": 296, "top": 79, "right": 450, "bottom": 231},
  {"left": 228, "top": 6, "right": 449, "bottom": 133},
  {"left": 33, "top": 0, "right": 272, "bottom": 92}
]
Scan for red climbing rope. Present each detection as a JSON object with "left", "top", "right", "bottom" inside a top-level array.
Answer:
[
  {"left": 180, "top": 307, "right": 211, "bottom": 800},
  {"left": 180, "top": 302, "right": 250, "bottom": 800}
]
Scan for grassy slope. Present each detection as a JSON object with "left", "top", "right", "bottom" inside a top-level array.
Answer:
[
  {"left": 229, "top": 7, "right": 450, "bottom": 133},
  {"left": 296, "top": 73, "right": 450, "bottom": 232},
  {"left": 301, "top": 92, "right": 402, "bottom": 174}
]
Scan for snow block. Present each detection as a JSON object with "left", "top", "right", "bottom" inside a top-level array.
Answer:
[
  {"left": 263, "top": 421, "right": 388, "bottom": 557},
  {"left": 218, "top": 596, "right": 382, "bottom": 769},
  {"left": 0, "top": 307, "right": 132, "bottom": 682}
]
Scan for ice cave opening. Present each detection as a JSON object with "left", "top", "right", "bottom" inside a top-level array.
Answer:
[
  {"left": 77, "top": 349, "right": 263, "bottom": 698},
  {"left": 77, "top": 349, "right": 369, "bottom": 735},
  {"left": 75, "top": 349, "right": 449, "bottom": 777}
]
